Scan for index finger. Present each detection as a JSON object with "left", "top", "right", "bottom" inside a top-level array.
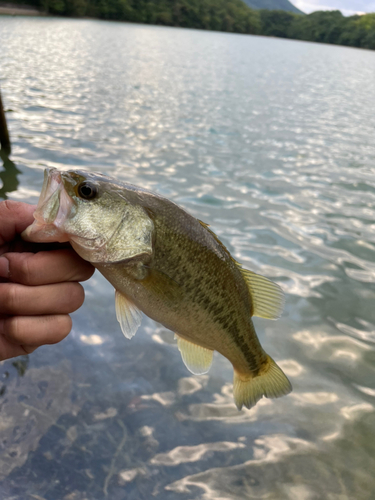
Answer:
[{"left": 0, "top": 249, "right": 95, "bottom": 285}]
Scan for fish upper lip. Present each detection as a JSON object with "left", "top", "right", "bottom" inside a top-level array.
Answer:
[
  {"left": 33, "top": 168, "right": 63, "bottom": 223},
  {"left": 27, "top": 168, "right": 126, "bottom": 253},
  {"left": 33, "top": 168, "right": 78, "bottom": 230}
]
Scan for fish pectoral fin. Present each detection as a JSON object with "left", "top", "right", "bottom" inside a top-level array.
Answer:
[
  {"left": 175, "top": 334, "right": 214, "bottom": 375},
  {"left": 233, "top": 355, "right": 292, "bottom": 410},
  {"left": 115, "top": 290, "right": 142, "bottom": 339},
  {"left": 238, "top": 266, "right": 285, "bottom": 320}
]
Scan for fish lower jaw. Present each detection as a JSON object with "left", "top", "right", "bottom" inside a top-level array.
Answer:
[{"left": 21, "top": 221, "right": 69, "bottom": 243}]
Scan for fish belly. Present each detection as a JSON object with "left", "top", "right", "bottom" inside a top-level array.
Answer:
[{"left": 97, "top": 261, "right": 266, "bottom": 376}]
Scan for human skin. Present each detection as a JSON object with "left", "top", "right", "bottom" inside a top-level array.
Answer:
[{"left": 0, "top": 200, "right": 95, "bottom": 360}]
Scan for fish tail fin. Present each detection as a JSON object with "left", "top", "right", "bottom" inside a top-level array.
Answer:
[{"left": 233, "top": 355, "right": 292, "bottom": 410}]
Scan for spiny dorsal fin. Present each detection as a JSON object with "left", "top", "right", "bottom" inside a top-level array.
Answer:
[
  {"left": 197, "top": 219, "right": 229, "bottom": 250},
  {"left": 237, "top": 266, "right": 285, "bottom": 320},
  {"left": 115, "top": 290, "right": 142, "bottom": 339},
  {"left": 175, "top": 334, "right": 214, "bottom": 375},
  {"left": 198, "top": 219, "right": 210, "bottom": 229}
]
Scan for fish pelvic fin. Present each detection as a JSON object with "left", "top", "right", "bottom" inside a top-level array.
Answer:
[{"left": 233, "top": 355, "right": 292, "bottom": 410}]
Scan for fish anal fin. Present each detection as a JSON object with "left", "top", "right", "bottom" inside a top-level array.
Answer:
[
  {"left": 238, "top": 266, "right": 285, "bottom": 320},
  {"left": 115, "top": 290, "right": 142, "bottom": 339},
  {"left": 175, "top": 334, "right": 214, "bottom": 375},
  {"left": 233, "top": 355, "right": 292, "bottom": 410}
]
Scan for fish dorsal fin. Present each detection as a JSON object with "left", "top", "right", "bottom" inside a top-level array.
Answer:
[
  {"left": 198, "top": 219, "right": 228, "bottom": 249},
  {"left": 175, "top": 334, "right": 214, "bottom": 375},
  {"left": 198, "top": 219, "right": 210, "bottom": 229},
  {"left": 197, "top": 218, "right": 285, "bottom": 320},
  {"left": 115, "top": 290, "right": 142, "bottom": 339},
  {"left": 238, "top": 266, "right": 285, "bottom": 320}
]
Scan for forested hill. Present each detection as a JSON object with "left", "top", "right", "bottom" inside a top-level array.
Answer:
[
  {"left": 2, "top": 0, "right": 375, "bottom": 51},
  {"left": 242, "top": 0, "right": 302, "bottom": 15}
]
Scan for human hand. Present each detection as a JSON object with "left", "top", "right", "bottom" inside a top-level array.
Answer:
[{"left": 0, "top": 200, "right": 95, "bottom": 360}]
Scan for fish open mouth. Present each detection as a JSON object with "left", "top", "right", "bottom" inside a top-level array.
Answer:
[{"left": 22, "top": 168, "right": 74, "bottom": 243}]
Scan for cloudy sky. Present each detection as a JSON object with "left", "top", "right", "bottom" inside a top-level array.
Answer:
[{"left": 293, "top": 0, "right": 375, "bottom": 15}]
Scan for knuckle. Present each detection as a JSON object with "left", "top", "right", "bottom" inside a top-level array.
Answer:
[
  {"left": 19, "top": 255, "right": 33, "bottom": 285},
  {"left": 0, "top": 200, "right": 23, "bottom": 222},
  {"left": 2, "top": 284, "right": 20, "bottom": 313},
  {"left": 1, "top": 200, "right": 17, "bottom": 215},
  {"left": 3, "top": 316, "right": 21, "bottom": 341}
]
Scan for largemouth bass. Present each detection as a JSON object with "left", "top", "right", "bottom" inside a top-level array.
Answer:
[{"left": 23, "top": 168, "right": 292, "bottom": 410}]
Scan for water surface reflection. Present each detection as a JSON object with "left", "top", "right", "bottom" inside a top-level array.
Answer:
[{"left": 0, "top": 17, "right": 375, "bottom": 500}]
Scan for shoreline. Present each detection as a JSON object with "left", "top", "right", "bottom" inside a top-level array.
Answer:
[
  {"left": 0, "top": 2, "right": 44, "bottom": 15},
  {"left": 0, "top": 5, "right": 373, "bottom": 53}
]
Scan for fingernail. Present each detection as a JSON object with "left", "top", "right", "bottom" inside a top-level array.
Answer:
[{"left": 0, "top": 257, "right": 10, "bottom": 279}]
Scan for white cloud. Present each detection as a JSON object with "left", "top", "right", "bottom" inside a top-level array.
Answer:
[{"left": 293, "top": 0, "right": 375, "bottom": 15}]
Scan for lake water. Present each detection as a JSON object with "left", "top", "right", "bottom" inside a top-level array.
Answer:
[{"left": 1, "top": 16, "right": 375, "bottom": 500}]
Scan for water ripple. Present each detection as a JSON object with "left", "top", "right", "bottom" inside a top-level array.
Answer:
[{"left": 1, "top": 17, "right": 375, "bottom": 500}]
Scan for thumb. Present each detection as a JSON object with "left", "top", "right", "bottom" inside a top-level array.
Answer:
[{"left": 0, "top": 201, "right": 35, "bottom": 245}]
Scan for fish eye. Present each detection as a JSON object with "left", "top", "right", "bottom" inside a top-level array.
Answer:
[{"left": 77, "top": 181, "right": 98, "bottom": 200}]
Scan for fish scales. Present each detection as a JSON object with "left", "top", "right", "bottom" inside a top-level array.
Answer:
[
  {"left": 22, "top": 168, "right": 292, "bottom": 410},
  {"left": 143, "top": 203, "right": 264, "bottom": 371}
]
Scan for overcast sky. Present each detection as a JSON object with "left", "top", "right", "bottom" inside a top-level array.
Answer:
[{"left": 293, "top": 0, "right": 375, "bottom": 15}]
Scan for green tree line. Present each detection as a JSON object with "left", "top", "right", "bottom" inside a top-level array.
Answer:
[
  {"left": 260, "top": 10, "right": 375, "bottom": 49},
  {"left": 6, "top": 0, "right": 375, "bottom": 50}
]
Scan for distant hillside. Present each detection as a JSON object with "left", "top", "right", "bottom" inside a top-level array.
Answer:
[
  {"left": 2, "top": 0, "right": 375, "bottom": 51},
  {"left": 242, "top": 0, "right": 303, "bottom": 14}
]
